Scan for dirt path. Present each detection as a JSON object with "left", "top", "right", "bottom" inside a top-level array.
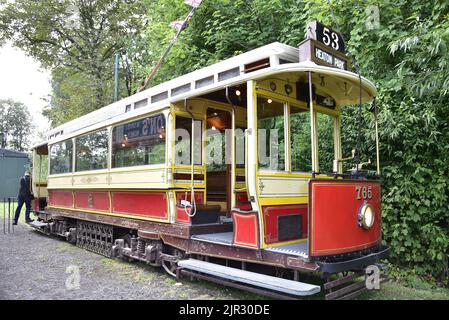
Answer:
[
  {"left": 0, "top": 219, "right": 256, "bottom": 300},
  {"left": 2, "top": 218, "right": 447, "bottom": 300}
]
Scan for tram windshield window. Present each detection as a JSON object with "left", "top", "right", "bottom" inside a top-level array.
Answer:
[
  {"left": 112, "top": 114, "right": 166, "bottom": 168},
  {"left": 49, "top": 140, "right": 73, "bottom": 174},
  {"left": 257, "top": 96, "right": 286, "bottom": 171},
  {"left": 175, "top": 116, "right": 202, "bottom": 165},
  {"left": 75, "top": 129, "right": 108, "bottom": 172},
  {"left": 291, "top": 105, "right": 312, "bottom": 172},
  {"left": 317, "top": 113, "right": 335, "bottom": 173}
]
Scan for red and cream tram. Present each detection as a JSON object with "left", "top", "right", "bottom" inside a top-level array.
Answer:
[{"left": 30, "top": 22, "right": 389, "bottom": 299}]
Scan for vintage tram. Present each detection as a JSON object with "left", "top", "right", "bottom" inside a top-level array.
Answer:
[{"left": 30, "top": 22, "right": 389, "bottom": 299}]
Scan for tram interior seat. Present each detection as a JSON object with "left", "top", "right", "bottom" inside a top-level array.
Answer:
[{"left": 206, "top": 171, "right": 228, "bottom": 213}]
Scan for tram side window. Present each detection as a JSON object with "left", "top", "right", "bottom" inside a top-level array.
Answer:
[
  {"left": 257, "top": 97, "right": 285, "bottom": 171},
  {"left": 175, "top": 116, "right": 202, "bottom": 165},
  {"left": 49, "top": 140, "right": 73, "bottom": 175},
  {"left": 317, "top": 113, "right": 335, "bottom": 173},
  {"left": 291, "top": 105, "right": 312, "bottom": 172},
  {"left": 112, "top": 114, "right": 166, "bottom": 168},
  {"left": 75, "top": 129, "right": 108, "bottom": 172}
]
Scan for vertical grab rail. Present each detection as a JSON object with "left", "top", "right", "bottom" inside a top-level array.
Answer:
[{"left": 3, "top": 198, "right": 5, "bottom": 234}]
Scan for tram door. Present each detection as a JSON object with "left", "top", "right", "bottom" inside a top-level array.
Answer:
[
  {"left": 205, "top": 108, "right": 232, "bottom": 215},
  {"left": 32, "top": 144, "right": 49, "bottom": 211}
]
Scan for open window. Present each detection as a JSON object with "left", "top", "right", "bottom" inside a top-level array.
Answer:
[
  {"left": 290, "top": 105, "right": 312, "bottom": 172},
  {"left": 317, "top": 112, "right": 336, "bottom": 173},
  {"left": 205, "top": 108, "right": 232, "bottom": 214}
]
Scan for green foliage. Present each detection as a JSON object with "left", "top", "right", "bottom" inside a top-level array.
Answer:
[
  {"left": 138, "top": 0, "right": 449, "bottom": 282},
  {"left": 0, "top": 0, "right": 148, "bottom": 126},
  {"left": 1, "top": 0, "right": 448, "bottom": 281},
  {"left": 0, "top": 99, "right": 33, "bottom": 151}
]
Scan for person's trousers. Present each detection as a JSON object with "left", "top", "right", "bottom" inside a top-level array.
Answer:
[{"left": 14, "top": 195, "right": 31, "bottom": 223}]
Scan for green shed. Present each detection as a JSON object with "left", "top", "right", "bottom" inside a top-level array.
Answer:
[{"left": 0, "top": 148, "right": 29, "bottom": 199}]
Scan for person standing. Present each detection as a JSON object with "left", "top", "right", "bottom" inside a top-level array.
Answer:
[{"left": 13, "top": 171, "right": 34, "bottom": 225}]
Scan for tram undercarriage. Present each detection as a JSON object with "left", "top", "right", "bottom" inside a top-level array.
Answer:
[{"left": 29, "top": 206, "right": 388, "bottom": 300}]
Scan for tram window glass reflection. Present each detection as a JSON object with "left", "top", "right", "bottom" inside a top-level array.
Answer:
[
  {"left": 257, "top": 96, "right": 285, "bottom": 171},
  {"left": 112, "top": 114, "right": 166, "bottom": 168},
  {"left": 291, "top": 105, "right": 312, "bottom": 172},
  {"left": 49, "top": 140, "right": 73, "bottom": 174},
  {"left": 317, "top": 113, "right": 335, "bottom": 173},
  {"left": 75, "top": 129, "right": 108, "bottom": 172},
  {"left": 175, "top": 116, "right": 202, "bottom": 165}
]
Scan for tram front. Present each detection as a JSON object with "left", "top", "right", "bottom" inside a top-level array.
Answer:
[{"left": 241, "top": 21, "right": 389, "bottom": 277}]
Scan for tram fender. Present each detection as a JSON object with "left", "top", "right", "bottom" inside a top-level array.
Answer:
[{"left": 316, "top": 245, "right": 390, "bottom": 273}]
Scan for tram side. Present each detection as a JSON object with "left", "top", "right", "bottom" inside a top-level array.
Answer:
[{"left": 28, "top": 39, "right": 389, "bottom": 299}]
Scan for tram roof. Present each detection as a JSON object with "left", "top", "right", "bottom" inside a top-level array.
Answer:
[{"left": 39, "top": 42, "right": 376, "bottom": 147}]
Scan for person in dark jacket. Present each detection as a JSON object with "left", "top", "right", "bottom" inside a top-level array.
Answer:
[{"left": 13, "top": 171, "right": 34, "bottom": 225}]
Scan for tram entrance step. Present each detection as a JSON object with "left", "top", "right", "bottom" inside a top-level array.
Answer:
[
  {"left": 178, "top": 259, "right": 321, "bottom": 296},
  {"left": 28, "top": 220, "right": 49, "bottom": 228}
]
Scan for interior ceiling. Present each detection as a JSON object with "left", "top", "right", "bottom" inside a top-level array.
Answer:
[
  {"left": 288, "top": 71, "right": 375, "bottom": 106},
  {"left": 199, "top": 84, "right": 247, "bottom": 108},
  {"left": 198, "top": 70, "right": 374, "bottom": 110}
]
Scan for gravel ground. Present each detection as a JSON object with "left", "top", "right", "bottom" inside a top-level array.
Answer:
[{"left": 0, "top": 218, "right": 258, "bottom": 300}]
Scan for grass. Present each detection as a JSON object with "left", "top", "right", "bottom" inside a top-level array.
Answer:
[
  {"left": 359, "top": 275, "right": 449, "bottom": 300},
  {"left": 100, "top": 257, "right": 160, "bottom": 284},
  {"left": 0, "top": 200, "right": 33, "bottom": 226}
]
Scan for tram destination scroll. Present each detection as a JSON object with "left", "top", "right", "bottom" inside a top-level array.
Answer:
[
  {"left": 299, "top": 21, "right": 351, "bottom": 71},
  {"left": 114, "top": 114, "right": 166, "bottom": 145}
]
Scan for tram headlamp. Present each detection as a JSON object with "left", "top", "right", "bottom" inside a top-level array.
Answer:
[{"left": 358, "top": 203, "right": 375, "bottom": 229}]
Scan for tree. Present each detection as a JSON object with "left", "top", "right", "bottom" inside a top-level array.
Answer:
[
  {"left": 0, "top": 0, "right": 149, "bottom": 126},
  {"left": 0, "top": 99, "right": 33, "bottom": 151}
]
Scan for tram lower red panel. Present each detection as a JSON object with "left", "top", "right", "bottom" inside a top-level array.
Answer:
[
  {"left": 309, "top": 180, "right": 382, "bottom": 257},
  {"left": 232, "top": 211, "right": 259, "bottom": 248},
  {"left": 112, "top": 192, "right": 168, "bottom": 219},
  {"left": 48, "top": 190, "right": 73, "bottom": 208},
  {"left": 176, "top": 205, "right": 191, "bottom": 224},
  {"left": 262, "top": 205, "right": 308, "bottom": 244},
  {"left": 74, "top": 191, "right": 110, "bottom": 212}
]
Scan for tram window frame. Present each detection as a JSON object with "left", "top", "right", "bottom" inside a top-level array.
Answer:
[
  {"left": 257, "top": 96, "right": 287, "bottom": 172},
  {"left": 49, "top": 139, "right": 73, "bottom": 175},
  {"left": 290, "top": 104, "right": 313, "bottom": 173},
  {"left": 75, "top": 129, "right": 109, "bottom": 172},
  {"left": 175, "top": 116, "right": 203, "bottom": 166},
  {"left": 111, "top": 113, "right": 166, "bottom": 169},
  {"left": 317, "top": 112, "right": 337, "bottom": 174}
]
